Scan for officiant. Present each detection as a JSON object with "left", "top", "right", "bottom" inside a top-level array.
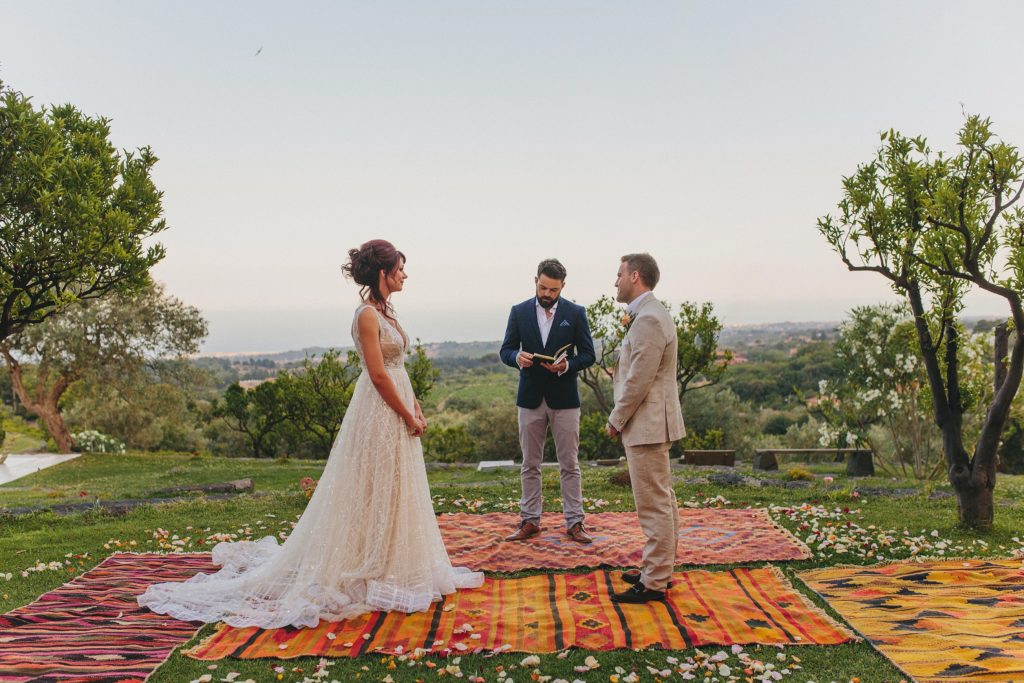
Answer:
[{"left": 499, "top": 258, "right": 596, "bottom": 544}]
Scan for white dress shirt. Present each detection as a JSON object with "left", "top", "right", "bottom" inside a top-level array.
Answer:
[
  {"left": 627, "top": 290, "right": 653, "bottom": 316},
  {"left": 536, "top": 298, "right": 558, "bottom": 347}
]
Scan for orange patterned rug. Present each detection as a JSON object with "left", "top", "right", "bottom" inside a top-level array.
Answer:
[
  {"left": 186, "top": 566, "right": 854, "bottom": 660},
  {"left": 799, "top": 558, "right": 1024, "bottom": 682},
  {"left": 439, "top": 509, "right": 811, "bottom": 571}
]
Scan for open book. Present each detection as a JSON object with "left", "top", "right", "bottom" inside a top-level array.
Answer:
[{"left": 530, "top": 342, "right": 572, "bottom": 364}]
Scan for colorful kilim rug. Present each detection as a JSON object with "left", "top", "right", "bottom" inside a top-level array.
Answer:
[
  {"left": 799, "top": 558, "right": 1024, "bottom": 682},
  {"left": 186, "top": 566, "right": 854, "bottom": 660},
  {"left": 0, "top": 553, "right": 214, "bottom": 683},
  {"left": 438, "top": 509, "right": 811, "bottom": 571}
]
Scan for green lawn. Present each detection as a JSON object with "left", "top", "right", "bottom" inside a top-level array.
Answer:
[
  {"left": 2, "top": 452, "right": 1022, "bottom": 682},
  {"left": 1, "top": 432, "right": 46, "bottom": 454},
  {"left": 425, "top": 370, "right": 518, "bottom": 413},
  {"left": 0, "top": 452, "right": 325, "bottom": 507},
  {"left": 1, "top": 414, "right": 49, "bottom": 454}
]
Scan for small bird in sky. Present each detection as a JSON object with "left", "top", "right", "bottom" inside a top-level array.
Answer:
[{"left": 255, "top": 46, "right": 263, "bottom": 56}]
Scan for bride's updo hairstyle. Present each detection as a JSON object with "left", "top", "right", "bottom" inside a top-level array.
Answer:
[{"left": 342, "top": 239, "right": 406, "bottom": 320}]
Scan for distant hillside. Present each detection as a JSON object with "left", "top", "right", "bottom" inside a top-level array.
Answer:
[
  {"left": 197, "top": 341, "right": 502, "bottom": 364},
  {"left": 198, "top": 325, "right": 847, "bottom": 364},
  {"left": 422, "top": 341, "right": 499, "bottom": 359},
  {"left": 718, "top": 321, "right": 840, "bottom": 348},
  {"left": 198, "top": 347, "right": 339, "bottom": 363},
  {"left": 197, "top": 315, "right": 1007, "bottom": 364}
]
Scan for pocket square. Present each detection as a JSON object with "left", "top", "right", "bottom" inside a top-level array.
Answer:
[{"left": 559, "top": 320, "right": 571, "bottom": 327}]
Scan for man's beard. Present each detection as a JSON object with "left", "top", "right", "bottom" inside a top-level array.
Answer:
[{"left": 538, "top": 296, "right": 558, "bottom": 309}]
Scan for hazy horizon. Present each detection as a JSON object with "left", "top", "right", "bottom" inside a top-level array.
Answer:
[
  {"left": 197, "top": 296, "right": 1009, "bottom": 354},
  {"left": 4, "top": 1, "right": 1023, "bottom": 353}
]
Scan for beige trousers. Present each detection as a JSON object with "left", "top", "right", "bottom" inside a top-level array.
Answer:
[
  {"left": 624, "top": 441, "right": 679, "bottom": 591},
  {"left": 517, "top": 399, "right": 584, "bottom": 529}
]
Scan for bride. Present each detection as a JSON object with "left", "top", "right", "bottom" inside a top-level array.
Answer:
[{"left": 138, "top": 239, "right": 484, "bottom": 628}]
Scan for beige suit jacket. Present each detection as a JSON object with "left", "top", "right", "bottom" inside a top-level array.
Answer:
[{"left": 608, "top": 294, "right": 686, "bottom": 447}]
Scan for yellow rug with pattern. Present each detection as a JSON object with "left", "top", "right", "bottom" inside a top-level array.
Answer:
[
  {"left": 799, "top": 558, "right": 1024, "bottom": 682},
  {"left": 186, "top": 566, "right": 854, "bottom": 660}
]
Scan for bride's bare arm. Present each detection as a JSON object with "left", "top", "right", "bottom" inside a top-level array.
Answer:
[{"left": 357, "top": 307, "right": 424, "bottom": 435}]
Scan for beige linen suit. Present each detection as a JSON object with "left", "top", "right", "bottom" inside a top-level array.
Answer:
[{"left": 608, "top": 294, "right": 686, "bottom": 591}]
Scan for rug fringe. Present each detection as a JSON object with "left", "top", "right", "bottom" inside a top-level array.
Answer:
[
  {"left": 756, "top": 508, "right": 814, "bottom": 559},
  {"left": 765, "top": 564, "right": 860, "bottom": 643}
]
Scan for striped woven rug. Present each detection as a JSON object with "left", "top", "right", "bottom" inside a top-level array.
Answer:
[
  {"left": 186, "top": 566, "right": 855, "bottom": 660},
  {"left": 800, "top": 558, "right": 1024, "bottom": 682},
  {"left": 0, "top": 553, "right": 213, "bottom": 683},
  {"left": 439, "top": 509, "right": 811, "bottom": 571}
]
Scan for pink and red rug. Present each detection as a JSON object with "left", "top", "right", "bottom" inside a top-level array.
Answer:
[
  {"left": 439, "top": 509, "right": 811, "bottom": 571},
  {"left": 0, "top": 553, "right": 213, "bottom": 683}
]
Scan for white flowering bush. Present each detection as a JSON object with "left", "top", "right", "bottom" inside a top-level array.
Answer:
[
  {"left": 812, "top": 306, "right": 1011, "bottom": 480},
  {"left": 72, "top": 430, "right": 126, "bottom": 454},
  {"left": 811, "top": 304, "right": 943, "bottom": 478}
]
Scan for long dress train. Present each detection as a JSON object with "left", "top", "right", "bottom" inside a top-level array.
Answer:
[{"left": 137, "top": 304, "right": 483, "bottom": 628}]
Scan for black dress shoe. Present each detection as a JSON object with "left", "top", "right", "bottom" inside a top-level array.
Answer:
[
  {"left": 610, "top": 582, "right": 665, "bottom": 604},
  {"left": 621, "top": 569, "right": 673, "bottom": 589}
]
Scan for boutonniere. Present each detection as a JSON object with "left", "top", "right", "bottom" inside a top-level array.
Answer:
[{"left": 621, "top": 312, "right": 633, "bottom": 329}]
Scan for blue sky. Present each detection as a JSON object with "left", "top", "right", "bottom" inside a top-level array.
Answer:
[{"left": 3, "top": 2, "right": 1024, "bottom": 351}]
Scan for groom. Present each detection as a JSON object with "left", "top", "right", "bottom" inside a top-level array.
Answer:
[
  {"left": 605, "top": 253, "right": 685, "bottom": 603},
  {"left": 500, "top": 258, "right": 596, "bottom": 544}
]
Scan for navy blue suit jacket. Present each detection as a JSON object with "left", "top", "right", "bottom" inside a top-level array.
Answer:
[{"left": 499, "top": 298, "right": 596, "bottom": 409}]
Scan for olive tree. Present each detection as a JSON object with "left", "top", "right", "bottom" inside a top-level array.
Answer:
[
  {"left": 818, "top": 115, "right": 1024, "bottom": 528},
  {"left": 0, "top": 79, "right": 166, "bottom": 343},
  {"left": 579, "top": 295, "right": 731, "bottom": 412},
  {"left": 0, "top": 284, "right": 207, "bottom": 452},
  {"left": 276, "top": 350, "right": 362, "bottom": 457}
]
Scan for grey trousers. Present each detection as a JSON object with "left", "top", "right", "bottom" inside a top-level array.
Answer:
[
  {"left": 517, "top": 398, "right": 584, "bottom": 529},
  {"left": 625, "top": 441, "right": 680, "bottom": 591}
]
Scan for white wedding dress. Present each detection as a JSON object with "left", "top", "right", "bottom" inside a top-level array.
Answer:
[{"left": 138, "top": 304, "right": 484, "bottom": 628}]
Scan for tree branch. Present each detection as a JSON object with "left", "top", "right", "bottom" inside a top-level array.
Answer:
[{"left": 839, "top": 252, "right": 900, "bottom": 282}]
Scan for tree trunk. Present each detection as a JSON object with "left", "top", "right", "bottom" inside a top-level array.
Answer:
[
  {"left": 950, "top": 463, "right": 995, "bottom": 529},
  {"left": 254, "top": 428, "right": 277, "bottom": 458},
  {"left": 34, "top": 400, "right": 74, "bottom": 453},
  {"left": 845, "top": 449, "right": 875, "bottom": 477},
  {"left": 994, "top": 323, "right": 1008, "bottom": 391},
  {"left": 903, "top": 286, "right": 1001, "bottom": 527},
  {"left": 954, "top": 322, "right": 1024, "bottom": 528},
  {"left": 1, "top": 347, "right": 76, "bottom": 454}
]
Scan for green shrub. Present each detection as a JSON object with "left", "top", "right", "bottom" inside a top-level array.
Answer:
[
  {"left": 608, "top": 467, "right": 631, "bottom": 487},
  {"left": 999, "top": 418, "right": 1024, "bottom": 474},
  {"left": 579, "top": 412, "right": 624, "bottom": 460},
  {"left": 680, "top": 428, "right": 725, "bottom": 451},
  {"left": 465, "top": 404, "right": 520, "bottom": 461},
  {"left": 784, "top": 466, "right": 815, "bottom": 481},
  {"left": 762, "top": 414, "right": 794, "bottom": 435},
  {"left": 422, "top": 424, "right": 474, "bottom": 462},
  {"left": 442, "top": 393, "right": 485, "bottom": 413}
]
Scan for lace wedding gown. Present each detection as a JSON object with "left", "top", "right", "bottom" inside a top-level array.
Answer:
[{"left": 138, "top": 304, "right": 484, "bottom": 628}]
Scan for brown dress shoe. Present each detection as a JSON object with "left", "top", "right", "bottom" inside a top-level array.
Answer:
[
  {"left": 504, "top": 520, "right": 541, "bottom": 542},
  {"left": 566, "top": 521, "right": 593, "bottom": 544}
]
